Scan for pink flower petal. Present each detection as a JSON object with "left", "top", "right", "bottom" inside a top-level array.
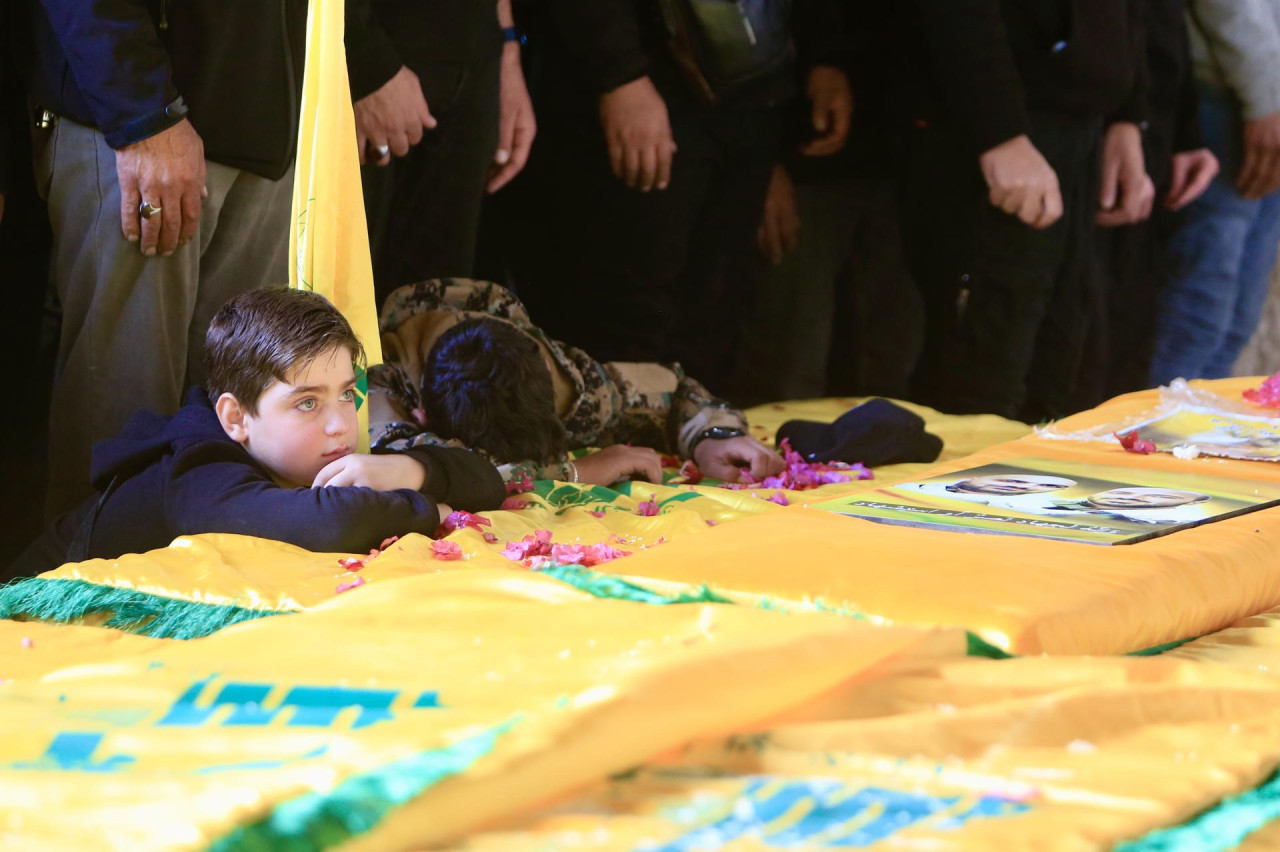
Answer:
[
  {"left": 767, "top": 492, "right": 790, "bottom": 506},
  {"left": 379, "top": 535, "right": 400, "bottom": 550},
  {"left": 1116, "top": 430, "right": 1156, "bottom": 455},
  {"left": 431, "top": 540, "right": 463, "bottom": 561},
  {"left": 482, "top": 532, "right": 499, "bottom": 544},
  {"left": 637, "top": 494, "right": 661, "bottom": 517},
  {"left": 500, "top": 497, "right": 528, "bottom": 511},
  {"left": 589, "top": 509, "right": 606, "bottom": 518},
  {"left": 338, "top": 557, "right": 366, "bottom": 572},
  {"left": 1245, "top": 372, "right": 1280, "bottom": 408},
  {"left": 20, "top": 637, "right": 33, "bottom": 649},
  {"left": 505, "top": 472, "right": 536, "bottom": 495},
  {"left": 335, "top": 576, "right": 367, "bottom": 594}
]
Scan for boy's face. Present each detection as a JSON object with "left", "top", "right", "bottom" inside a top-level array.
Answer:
[{"left": 235, "top": 346, "right": 359, "bottom": 488}]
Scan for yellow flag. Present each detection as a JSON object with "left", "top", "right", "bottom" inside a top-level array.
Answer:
[{"left": 290, "top": 0, "right": 382, "bottom": 451}]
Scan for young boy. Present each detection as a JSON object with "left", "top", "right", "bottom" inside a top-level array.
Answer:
[
  {"left": 10, "top": 288, "right": 504, "bottom": 578},
  {"left": 369, "top": 278, "right": 785, "bottom": 486}
]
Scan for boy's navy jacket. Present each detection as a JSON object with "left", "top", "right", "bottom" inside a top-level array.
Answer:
[{"left": 12, "top": 389, "right": 504, "bottom": 578}]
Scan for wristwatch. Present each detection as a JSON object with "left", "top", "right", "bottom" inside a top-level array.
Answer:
[{"left": 689, "top": 426, "right": 746, "bottom": 454}]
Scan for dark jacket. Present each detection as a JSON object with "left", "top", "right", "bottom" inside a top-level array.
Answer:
[
  {"left": 902, "top": 0, "right": 1148, "bottom": 154},
  {"left": 345, "top": 0, "right": 503, "bottom": 101},
  {"left": 26, "top": 0, "right": 307, "bottom": 179},
  {"left": 546, "top": 0, "right": 847, "bottom": 107},
  {"left": 11, "top": 388, "right": 505, "bottom": 578}
]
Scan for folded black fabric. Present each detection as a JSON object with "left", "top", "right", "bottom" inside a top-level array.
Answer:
[{"left": 776, "top": 399, "right": 943, "bottom": 467}]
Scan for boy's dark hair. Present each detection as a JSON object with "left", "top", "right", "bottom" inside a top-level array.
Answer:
[
  {"left": 422, "top": 318, "right": 569, "bottom": 465},
  {"left": 205, "top": 287, "right": 366, "bottom": 413}
]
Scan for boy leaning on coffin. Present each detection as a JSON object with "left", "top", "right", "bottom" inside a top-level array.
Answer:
[
  {"left": 10, "top": 288, "right": 505, "bottom": 579},
  {"left": 367, "top": 278, "right": 788, "bottom": 486}
]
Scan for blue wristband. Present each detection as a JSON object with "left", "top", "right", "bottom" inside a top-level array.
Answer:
[{"left": 501, "top": 26, "right": 526, "bottom": 45}]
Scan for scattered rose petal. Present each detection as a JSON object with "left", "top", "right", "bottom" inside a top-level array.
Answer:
[
  {"left": 500, "top": 497, "right": 528, "bottom": 511},
  {"left": 435, "top": 510, "right": 492, "bottom": 537},
  {"left": 660, "top": 454, "right": 682, "bottom": 468},
  {"left": 482, "top": 532, "right": 499, "bottom": 544},
  {"left": 1115, "top": 430, "right": 1156, "bottom": 455},
  {"left": 378, "top": 535, "right": 400, "bottom": 551},
  {"left": 335, "top": 576, "right": 367, "bottom": 594},
  {"left": 637, "top": 494, "right": 661, "bottom": 517},
  {"left": 505, "top": 472, "right": 535, "bottom": 495},
  {"left": 677, "top": 459, "right": 703, "bottom": 485},
  {"left": 20, "top": 637, "right": 33, "bottom": 649},
  {"left": 1245, "top": 372, "right": 1280, "bottom": 408},
  {"left": 706, "top": 519, "right": 717, "bottom": 526},
  {"left": 431, "top": 540, "right": 463, "bottom": 561},
  {"left": 721, "top": 438, "right": 871, "bottom": 493},
  {"left": 589, "top": 509, "right": 606, "bottom": 518},
  {"left": 767, "top": 492, "right": 790, "bottom": 506},
  {"left": 338, "top": 557, "right": 366, "bottom": 572}
]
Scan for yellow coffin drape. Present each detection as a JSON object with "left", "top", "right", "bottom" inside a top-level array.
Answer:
[{"left": 289, "top": 0, "right": 382, "bottom": 450}]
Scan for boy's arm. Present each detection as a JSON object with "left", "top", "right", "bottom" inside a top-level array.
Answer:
[
  {"left": 372, "top": 444, "right": 507, "bottom": 510},
  {"left": 165, "top": 443, "right": 443, "bottom": 553},
  {"left": 1189, "top": 0, "right": 1280, "bottom": 120},
  {"left": 601, "top": 362, "right": 748, "bottom": 459}
]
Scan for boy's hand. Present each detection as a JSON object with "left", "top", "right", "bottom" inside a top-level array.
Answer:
[
  {"left": 599, "top": 76, "right": 676, "bottom": 191},
  {"left": 693, "top": 436, "right": 785, "bottom": 483},
  {"left": 312, "top": 454, "right": 427, "bottom": 491},
  {"left": 1097, "top": 122, "right": 1153, "bottom": 227},
  {"left": 573, "top": 445, "right": 663, "bottom": 485},
  {"left": 799, "top": 65, "right": 853, "bottom": 157},
  {"left": 978, "top": 135, "right": 1062, "bottom": 228}
]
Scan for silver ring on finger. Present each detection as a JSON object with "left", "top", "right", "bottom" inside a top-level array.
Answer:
[
  {"left": 376, "top": 144, "right": 390, "bottom": 157},
  {"left": 139, "top": 201, "right": 162, "bottom": 220}
]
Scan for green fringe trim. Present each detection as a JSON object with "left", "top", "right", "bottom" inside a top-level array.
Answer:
[
  {"left": 0, "top": 577, "right": 290, "bottom": 639},
  {"left": 208, "top": 721, "right": 515, "bottom": 851},
  {"left": 1117, "top": 765, "right": 1280, "bottom": 851},
  {"left": 1127, "top": 634, "right": 1205, "bottom": 657},
  {"left": 538, "top": 563, "right": 733, "bottom": 605},
  {"left": 965, "top": 633, "right": 1015, "bottom": 659}
]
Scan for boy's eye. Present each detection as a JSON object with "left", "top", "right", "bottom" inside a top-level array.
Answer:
[
  {"left": 296, "top": 398, "right": 316, "bottom": 412},
  {"left": 340, "top": 389, "right": 355, "bottom": 403}
]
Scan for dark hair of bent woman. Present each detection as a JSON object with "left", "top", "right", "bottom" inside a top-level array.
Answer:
[{"left": 421, "top": 317, "right": 570, "bottom": 466}]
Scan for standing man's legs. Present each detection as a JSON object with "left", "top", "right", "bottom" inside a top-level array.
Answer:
[
  {"left": 41, "top": 119, "right": 291, "bottom": 516},
  {"left": 363, "top": 58, "right": 502, "bottom": 307},
  {"left": 1204, "top": 189, "right": 1280, "bottom": 377}
]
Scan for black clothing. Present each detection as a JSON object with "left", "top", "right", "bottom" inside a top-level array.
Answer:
[
  {"left": 364, "top": 57, "right": 502, "bottom": 303},
  {"left": 26, "top": 0, "right": 306, "bottom": 178},
  {"left": 547, "top": 0, "right": 845, "bottom": 105},
  {"left": 901, "top": 0, "right": 1147, "bottom": 153},
  {"left": 345, "top": 0, "right": 503, "bottom": 100},
  {"left": 778, "top": 399, "right": 943, "bottom": 467},
  {"left": 513, "top": 91, "right": 783, "bottom": 395},
  {"left": 905, "top": 112, "right": 1103, "bottom": 422},
  {"left": 11, "top": 388, "right": 505, "bottom": 578},
  {"left": 1081, "top": 0, "right": 1202, "bottom": 407}
]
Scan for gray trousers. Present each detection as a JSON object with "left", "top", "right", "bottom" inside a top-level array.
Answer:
[{"left": 36, "top": 118, "right": 292, "bottom": 517}]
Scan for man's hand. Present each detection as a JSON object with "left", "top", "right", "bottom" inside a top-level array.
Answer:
[
  {"left": 312, "top": 453, "right": 427, "bottom": 491},
  {"left": 116, "top": 118, "right": 206, "bottom": 257},
  {"left": 488, "top": 44, "right": 537, "bottom": 193},
  {"left": 799, "top": 65, "right": 853, "bottom": 157},
  {"left": 978, "top": 135, "right": 1063, "bottom": 228},
  {"left": 757, "top": 163, "right": 800, "bottom": 265},
  {"left": 1239, "top": 112, "right": 1280, "bottom": 200},
  {"left": 354, "top": 66, "right": 437, "bottom": 166},
  {"left": 1097, "top": 122, "right": 1154, "bottom": 227},
  {"left": 599, "top": 76, "right": 676, "bottom": 191},
  {"left": 693, "top": 435, "right": 785, "bottom": 483},
  {"left": 573, "top": 444, "right": 663, "bottom": 485},
  {"left": 1166, "top": 148, "right": 1219, "bottom": 210}
]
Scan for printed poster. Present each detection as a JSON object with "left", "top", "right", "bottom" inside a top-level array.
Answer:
[{"left": 812, "top": 457, "right": 1280, "bottom": 545}]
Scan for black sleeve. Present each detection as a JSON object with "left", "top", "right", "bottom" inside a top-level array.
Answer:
[
  {"left": 793, "top": 0, "right": 848, "bottom": 69},
  {"left": 911, "top": 0, "right": 1030, "bottom": 154},
  {"left": 37, "top": 0, "right": 183, "bottom": 148},
  {"left": 1172, "top": 2, "right": 1203, "bottom": 152},
  {"left": 1109, "top": 0, "right": 1150, "bottom": 126},
  {"left": 166, "top": 444, "right": 443, "bottom": 554},
  {"left": 551, "top": 0, "right": 651, "bottom": 93},
  {"left": 373, "top": 444, "right": 507, "bottom": 511},
  {"left": 345, "top": 0, "right": 404, "bottom": 101}
]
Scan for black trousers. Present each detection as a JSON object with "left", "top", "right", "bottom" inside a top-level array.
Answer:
[
  {"left": 511, "top": 97, "right": 783, "bottom": 396},
  {"left": 363, "top": 55, "right": 501, "bottom": 310},
  {"left": 903, "top": 112, "right": 1102, "bottom": 423}
]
